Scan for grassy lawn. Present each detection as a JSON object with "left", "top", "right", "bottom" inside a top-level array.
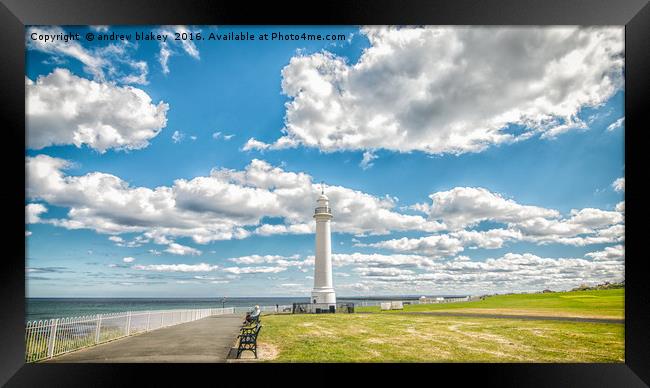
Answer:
[
  {"left": 355, "top": 289, "right": 624, "bottom": 319},
  {"left": 257, "top": 313, "right": 624, "bottom": 362}
]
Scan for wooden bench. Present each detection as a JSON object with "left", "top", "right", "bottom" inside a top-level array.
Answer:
[{"left": 236, "top": 322, "right": 262, "bottom": 359}]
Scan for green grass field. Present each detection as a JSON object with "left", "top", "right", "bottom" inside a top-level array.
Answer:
[
  {"left": 254, "top": 289, "right": 624, "bottom": 362},
  {"left": 355, "top": 289, "right": 624, "bottom": 319},
  {"left": 257, "top": 314, "right": 623, "bottom": 362}
]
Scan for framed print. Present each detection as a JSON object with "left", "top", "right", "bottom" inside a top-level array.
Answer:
[{"left": 1, "top": 0, "right": 648, "bottom": 386}]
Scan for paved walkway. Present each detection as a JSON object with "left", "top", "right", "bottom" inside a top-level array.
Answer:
[
  {"left": 360, "top": 311, "right": 624, "bottom": 324},
  {"left": 47, "top": 314, "right": 244, "bottom": 363}
]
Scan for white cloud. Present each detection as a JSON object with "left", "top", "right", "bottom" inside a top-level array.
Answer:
[
  {"left": 90, "top": 26, "right": 109, "bottom": 32},
  {"left": 171, "top": 130, "right": 185, "bottom": 143},
  {"left": 359, "top": 151, "right": 377, "bottom": 170},
  {"left": 158, "top": 42, "right": 172, "bottom": 74},
  {"left": 607, "top": 117, "right": 624, "bottom": 131},
  {"left": 254, "top": 223, "right": 313, "bottom": 236},
  {"left": 427, "top": 187, "right": 559, "bottom": 229},
  {"left": 26, "top": 156, "right": 623, "bottom": 253},
  {"left": 213, "top": 132, "right": 236, "bottom": 141},
  {"left": 345, "top": 250, "right": 623, "bottom": 294},
  {"left": 615, "top": 201, "right": 625, "bottom": 213},
  {"left": 133, "top": 263, "right": 218, "bottom": 272},
  {"left": 164, "top": 243, "right": 202, "bottom": 256},
  {"left": 328, "top": 252, "right": 437, "bottom": 269},
  {"left": 228, "top": 254, "right": 300, "bottom": 264},
  {"left": 26, "top": 203, "right": 48, "bottom": 223},
  {"left": 585, "top": 245, "right": 624, "bottom": 262},
  {"left": 155, "top": 26, "right": 201, "bottom": 75},
  {"left": 27, "top": 26, "right": 149, "bottom": 85},
  {"left": 249, "top": 26, "right": 623, "bottom": 155},
  {"left": 365, "top": 187, "right": 624, "bottom": 255},
  {"left": 354, "top": 267, "right": 415, "bottom": 277},
  {"left": 362, "top": 235, "right": 465, "bottom": 258},
  {"left": 25, "top": 231, "right": 32, "bottom": 237},
  {"left": 612, "top": 177, "right": 625, "bottom": 192},
  {"left": 222, "top": 266, "right": 287, "bottom": 274},
  {"left": 242, "top": 138, "right": 270, "bottom": 151},
  {"left": 26, "top": 69, "right": 168, "bottom": 152},
  {"left": 122, "top": 257, "right": 135, "bottom": 263}
]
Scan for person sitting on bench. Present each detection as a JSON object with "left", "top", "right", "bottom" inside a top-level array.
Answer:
[{"left": 244, "top": 305, "right": 261, "bottom": 324}]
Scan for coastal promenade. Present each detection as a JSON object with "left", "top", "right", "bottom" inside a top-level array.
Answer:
[{"left": 46, "top": 314, "right": 243, "bottom": 362}]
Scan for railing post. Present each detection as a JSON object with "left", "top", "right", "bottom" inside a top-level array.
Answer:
[
  {"left": 126, "top": 311, "right": 132, "bottom": 336},
  {"left": 95, "top": 314, "right": 102, "bottom": 344},
  {"left": 146, "top": 311, "right": 151, "bottom": 331},
  {"left": 47, "top": 319, "right": 59, "bottom": 359}
]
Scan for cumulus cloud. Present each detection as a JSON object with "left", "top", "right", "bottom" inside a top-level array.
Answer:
[
  {"left": 222, "top": 266, "right": 287, "bottom": 274},
  {"left": 228, "top": 254, "right": 310, "bottom": 267},
  {"left": 242, "top": 138, "right": 271, "bottom": 151},
  {"left": 122, "top": 257, "right": 135, "bottom": 263},
  {"left": 133, "top": 263, "right": 218, "bottom": 272},
  {"left": 365, "top": 187, "right": 624, "bottom": 255},
  {"left": 247, "top": 26, "right": 623, "bottom": 155},
  {"left": 607, "top": 117, "right": 624, "bottom": 131},
  {"left": 585, "top": 245, "right": 624, "bottom": 262},
  {"left": 27, "top": 26, "right": 149, "bottom": 84},
  {"left": 27, "top": 155, "right": 441, "bottom": 248},
  {"left": 359, "top": 151, "right": 377, "bottom": 170},
  {"left": 26, "top": 155, "right": 624, "bottom": 257},
  {"left": 612, "top": 177, "right": 625, "bottom": 192},
  {"left": 426, "top": 187, "right": 559, "bottom": 229},
  {"left": 344, "top": 250, "right": 624, "bottom": 294},
  {"left": 26, "top": 69, "right": 169, "bottom": 152},
  {"left": 171, "top": 130, "right": 185, "bottom": 143},
  {"left": 164, "top": 243, "right": 202, "bottom": 256},
  {"left": 26, "top": 203, "right": 48, "bottom": 223},
  {"left": 362, "top": 235, "right": 465, "bottom": 258},
  {"left": 354, "top": 267, "right": 415, "bottom": 277},
  {"left": 155, "top": 25, "right": 201, "bottom": 74},
  {"left": 615, "top": 201, "right": 625, "bottom": 213}
]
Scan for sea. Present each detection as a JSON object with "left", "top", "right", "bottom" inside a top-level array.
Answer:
[{"left": 25, "top": 295, "right": 467, "bottom": 322}]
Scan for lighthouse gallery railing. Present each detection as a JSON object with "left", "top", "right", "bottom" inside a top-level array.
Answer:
[{"left": 314, "top": 207, "right": 331, "bottom": 214}]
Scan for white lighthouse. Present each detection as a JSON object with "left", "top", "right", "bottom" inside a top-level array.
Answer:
[{"left": 311, "top": 188, "right": 336, "bottom": 309}]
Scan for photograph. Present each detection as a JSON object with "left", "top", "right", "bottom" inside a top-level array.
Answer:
[{"left": 23, "top": 24, "right": 627, "bottom": 364}]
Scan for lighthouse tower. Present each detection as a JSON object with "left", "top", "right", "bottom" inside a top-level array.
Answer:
[{"left": 311, "top": 188, "right": 336, "bottom": 309}]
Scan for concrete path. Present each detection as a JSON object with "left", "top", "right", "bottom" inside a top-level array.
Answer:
[
  {"left": 360, "top": 311, "right": 624, "bottom": 324},
  {"left": 47, "top": 314, "right": 244, "bottom": 363}
]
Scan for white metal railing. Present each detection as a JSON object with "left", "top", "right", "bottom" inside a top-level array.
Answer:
[
  {"left": 418, "top": 296, "right": 471, "bottom": 304},
  {"left": 259, "top": 304, "right": 293, "bottom": 313},
  {"left": 25, "top": 307, "right": 234, "bottom": 362},
  {"left": 354, "top": 297, "right": 472, "bottom": 308}
]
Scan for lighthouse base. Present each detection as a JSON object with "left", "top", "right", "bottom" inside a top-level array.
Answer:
[{"left": 311, "top": 288, "right": 336, "bottom": 307}]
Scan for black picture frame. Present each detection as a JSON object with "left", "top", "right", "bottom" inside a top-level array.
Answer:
[{"left": 1, "top": 0, "right": 648, "bottom": 386}]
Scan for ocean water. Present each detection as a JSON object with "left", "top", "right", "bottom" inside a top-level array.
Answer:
[
  {"left": 26, "top": 295, "right": 466, "bottom": 322},
  {"left": 26, "top": 297, "right": 305, "bottom": 322}
]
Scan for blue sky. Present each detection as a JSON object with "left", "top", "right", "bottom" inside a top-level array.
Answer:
[{"left": 26, "top": 26, "right": 625, "bottom": 297}]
